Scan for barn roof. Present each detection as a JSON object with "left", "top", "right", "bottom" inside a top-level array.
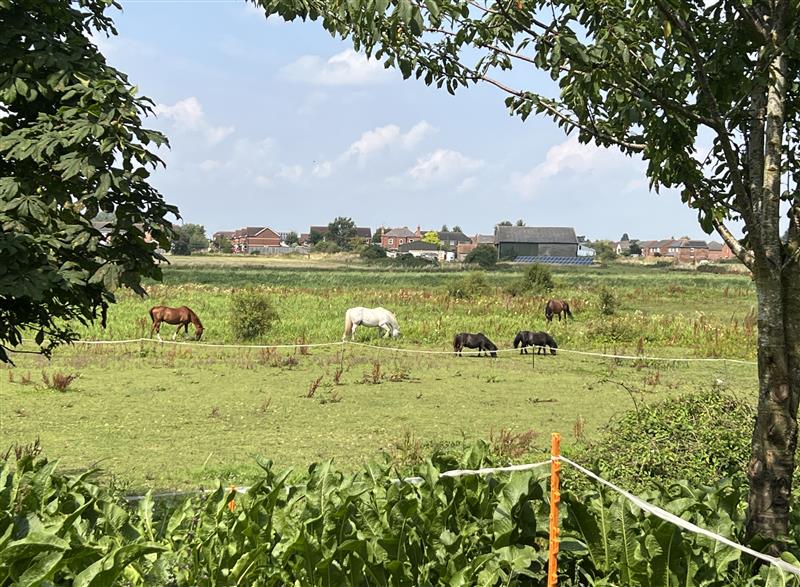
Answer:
[{"left": 494, "top": 226, "right": 577, "bottom": 244}]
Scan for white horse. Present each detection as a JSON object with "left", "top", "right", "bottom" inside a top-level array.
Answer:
[{"left": 342, "top": 307, "right": 400, "bottom": 341}]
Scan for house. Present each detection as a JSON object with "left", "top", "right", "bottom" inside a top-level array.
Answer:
[
  {"left": 615, "top": 239, "right": 631, "bottom": 255},
  {"left": 707, "top": 241, "right": 736, "bottom": 261},
  {"left": 578, "top": 244, "right": 596, "bottom": 257},
  {"left": 380, "top": 227, "right": 419, "bottom": 250},
  {"left": 674, "top": 239, "right": 709, "bottom": 263},
  {"left": 457, "top": 234, "right": 494, "bottom": 259},
  {"left": 306, "top": 225, "right": 372, "bottom": 244},
  {"left": 638, "top": 240, "right": 662, "bottom": 257},
  {"left": 230, "top": 226, "right": 281, "bottom": 253},
  {"left": 494, "top": 226, "right": 578, "bottom": 260},
  {"left": 397, "top": 240, "right": 442, "bottom": 261},
  {"left": 436, "top": 230, "right": 470, "bottom": 249}
]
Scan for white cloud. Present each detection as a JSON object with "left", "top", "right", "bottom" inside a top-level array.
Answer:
[
  {"left": 511, "top": 135, "right": 632, "bottom": 199},
  {"left": 198, "top": 159, "right": 221, "bottom": 171},
  {"left": 456, "top": 176, "right": 477, "bottom": 193},
  {"left": 312, "top": 161, "right": 333, "bottom": 178},
  {"left": 277, "top": 164, "right": 304, "bottom": 182},
  {"left": 279, "top": 49, "right": 389, "bottom": 86},
  {"left": 406, "top": 149, "right": 484, "bottom": 183},
  {"left": 342, "top": 121, "right": 434, "bottom": 164},
  {"left": 154, "top": 97, "right": 235, "bottom": 145}
]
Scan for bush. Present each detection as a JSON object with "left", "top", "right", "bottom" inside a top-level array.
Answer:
[
  {"left": 598, "top": 286, "right": 617, "bottom": 315},
  {"left": 580, "top": 390, "right": 754, "bottom": 491},
  {"left": 447, "top": 271, "right": 491, "bottom": 298},
  {"left": 463, "top": 244, "right": 497, "bottom": 268},
  {"left": 229, "top": 289, "right": 279, "bottom": 340},
  {"left": 505, "top": 263, "right": 553, "bottom": 296},
  {"left": 393, "top": 253, "right": 436, "bottom": 268},
  {"left": 360, "top": 244, "right": 387, "bottom": 260},
  {"left": 312, "top": 240, "right": 341, "bottom": 254}
]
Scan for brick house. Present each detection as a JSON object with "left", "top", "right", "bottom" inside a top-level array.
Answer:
[
  {"left": 380, "top": 227, "right": 419, "bottom": 250},
  {"left": 230, "top": 226, "right": 281, "bottom": 253},
  {"left": 674, "top": 239, "right": 710, "bottom": 263}
]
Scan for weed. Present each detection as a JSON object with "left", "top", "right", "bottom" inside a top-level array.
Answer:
[
  {"left": 306, "top": 375, "right": 324, "bottom": 399},
  {"left": 257, "top": 396, "right": 273, "bottom": 414},
  {"left": 257, "top": 348, "right": 276, "bottom": 365},
  {"left": 41, "top": 371, "right": 78, "bottom": 392},
  {"left": 573, "top": 415, "right": 586, "bottom": 442},
  {"left": 282, "top": 355, "right": 299, "bottom": 369},
  {"left": 319, "top": 389, "right": 342, "bottom": 404},
  {"left": 644, "top": 370, "right": 662, "bottom": 386},
  {"left": 489, "top": 428, "right": 538, "bottom": 460},
  {"left": 332, "top": 366, "right": 343, "bottom": 385},
  {"left": 210, "top": 406, "right": 221, "bottom": 418},
  {"left": 361, "top": 361, "right": 382, "bottom": 384},
  {"left": 389, "top": 430, "right": 425, "bottom": 466}
]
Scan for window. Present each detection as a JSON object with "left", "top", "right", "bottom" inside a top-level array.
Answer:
[
  {"left": 399, "top": 239, "right": 405, "bottom": 244},
  {"left": 388, "top": 238, "right": 394, "bottom": 245}
]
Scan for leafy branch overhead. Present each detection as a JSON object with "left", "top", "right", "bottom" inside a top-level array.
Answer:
[
  {"left": 253, "top": 0, "right": 799, "bottom": 268},
  {"left": 0, "top": 1, "right": 178, "bottom": 361}
]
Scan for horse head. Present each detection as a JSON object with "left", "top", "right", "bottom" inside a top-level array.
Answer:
[{"left": 195, "top": 326, "right": 204, "bottom": 341}]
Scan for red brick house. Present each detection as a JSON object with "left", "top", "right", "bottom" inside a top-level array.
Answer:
[
  {"left": 380, "top": 227, "right": 419, "bottom": 250},
  {"left": 230, "top": 227, "right": 281, "bottom": 253}
]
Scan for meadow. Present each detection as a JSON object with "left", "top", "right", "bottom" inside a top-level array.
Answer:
[{"left": 0, "top": 256, "right": 759, "bottom": 491}]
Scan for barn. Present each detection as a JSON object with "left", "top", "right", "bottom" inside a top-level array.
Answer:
[{"left": 494, "top": 226, "right": 578, "bottom": 260}]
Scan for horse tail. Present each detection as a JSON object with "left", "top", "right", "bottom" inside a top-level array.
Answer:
[
  {"left": 149, "top": 306, "right": 158, "bottom": 324},
  {"left": 544, "top": 302, "right": 553, "bottom": 320},
  {"left": 343, "top": 311, "right": 353, "bottom": 340},
  {"left": 564, "top": 301, "right": 573, "bottom": 318},
  {"left": 453, "top": 334, "right": 461, "bottom": 352}
]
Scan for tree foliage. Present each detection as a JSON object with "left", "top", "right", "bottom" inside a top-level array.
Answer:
[
  {"left": 0, "top": 0, "right": 177, "bottom": 362},
  {"left": 421, "top": 230, "right": 441, "bottom": 246},
  {"left": 463, "top": 244, "right": 497, "bottom": 268},
  {"left": 171, "top": 223, "right": 207, "bottom": 255},
  {"left": 284, "top": 231, "right": 299, "bottom": 245},
  {"left": 327, "top": 216, "right": 358, "bottom": 248}
]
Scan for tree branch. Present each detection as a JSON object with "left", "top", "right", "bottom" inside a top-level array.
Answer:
[{"left": 712, "top": 217, "right": 754, "bottom": 269}]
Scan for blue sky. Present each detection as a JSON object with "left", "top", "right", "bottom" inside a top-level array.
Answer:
[{"left": 99, "top": 0, "right": 720, "bottom": 240}]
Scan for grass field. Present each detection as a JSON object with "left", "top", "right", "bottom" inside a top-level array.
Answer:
[{"left": 0, "top": 256, "right": 759, "bottom": 491}]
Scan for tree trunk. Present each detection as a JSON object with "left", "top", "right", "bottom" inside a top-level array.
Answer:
[{"left": 746, "top": 262, "right": 800, "bottom": 541}]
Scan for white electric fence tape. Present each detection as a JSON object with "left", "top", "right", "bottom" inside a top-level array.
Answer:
[
  {"left": 557, "top": 456, "right": 800, "bottom": 577},
  {"left": 61, "top": 337, "right": 756, "bottom": 364}
]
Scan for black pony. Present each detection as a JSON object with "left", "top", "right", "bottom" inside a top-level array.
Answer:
[
  {"left": 513, "top": 331, "right": 558, "bottom": 355},
  {"left": 453, "top": 332, "right": 498, "bottom": 357}
]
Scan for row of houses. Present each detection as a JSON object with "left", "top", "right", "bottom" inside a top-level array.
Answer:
[{"left": 616, "top": 238, "right": 735, "bottom": 262}]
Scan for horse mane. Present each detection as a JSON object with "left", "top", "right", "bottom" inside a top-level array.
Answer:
[{"left": 188, "top": 308, "right": 203, "bottom": 329}]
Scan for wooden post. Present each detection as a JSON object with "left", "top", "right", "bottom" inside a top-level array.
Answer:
[{"left": 547, "top": 433, "right": 561, "bottom": 587}]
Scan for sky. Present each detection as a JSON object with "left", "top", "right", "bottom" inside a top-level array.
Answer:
[{"left": 96, "top": 0, "right": 725, "bottom": 241}]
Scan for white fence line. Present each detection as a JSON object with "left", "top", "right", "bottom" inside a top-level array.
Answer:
[
  {"left": 58, "top": 337, "right": 756, "bottom": 365},
  {"left": 556, "top": 456, "right": 800, "bottom": 577},
  {"left": 123, "top": 455, "right": 799, "bottom": 577}
]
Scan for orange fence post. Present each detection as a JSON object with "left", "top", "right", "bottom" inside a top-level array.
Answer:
[
  {"left": 547, "top": 433, "right": 561, "bottom": 587},
  {"left": 228, "top": 485, "right": 237, "bottom": 512}
]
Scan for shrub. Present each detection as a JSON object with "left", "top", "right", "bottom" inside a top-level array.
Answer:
[
  {"left": 447, "top": 271, "right": 490, "bottom": 298},
  {"left": 229, "top": 289, "right": 279, "bottom": 340},
  {"left": 41, "top": 371, "right": 78, "bottom": 392},
  {"left": 505, "top": 263, "right": 553, "bottom": 296},
  {"left": 598, "top": 286, "right": 617, "bottom": 315},
  {"left": 393, "top": 253, "right": 435, "bottom": 268},
  {"left": 360, "top": 244, "right": 387, "bottom": 260},
  {"left": 579, "top": 390, "right": 754, "bottom": 491},
  {"left": 463, "top": 244, "right": 497, "bottom": 268},
  {"left": 312, "top": 240, "right": 341, "bottom": 254}
]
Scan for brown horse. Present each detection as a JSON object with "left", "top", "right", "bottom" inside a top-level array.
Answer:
[
  {"left": 149, "top": 306, "right": 204, "bottom": 341},
  {"left": 545, "top": 299, "right": 573, "bottom": 323}
]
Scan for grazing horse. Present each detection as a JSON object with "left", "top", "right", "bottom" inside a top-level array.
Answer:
[
  {"left": 453, "top": 332, "right": 498, "bottom": 357},
  {"left": 343, "top": 307, "right": 400, "bottom": 341},
  {"left": 149, "top": 306, "right": 204, "bottom": 341},
  {"left": 545, "top": 299, "right": 573, "bottom": 323},
  {"left": 514, "top": 331, "right": 558, "bottom": 355}
]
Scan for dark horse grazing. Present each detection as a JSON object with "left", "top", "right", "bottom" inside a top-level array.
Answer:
[
  {"left": 545, "top": 299, "right": 573, "bottom": 323},
  {"left": 514, "top": 331, "right": 558, "bottom": 355},
  {"left": 149, "top": 306, "right": 204, "bottom": 341},
  {"left": 453, "top": 332, "right": 498, "bottom": 357}
]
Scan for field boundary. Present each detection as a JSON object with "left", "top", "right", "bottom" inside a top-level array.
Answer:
[
  {"left": 55, "top": 336, "right": 757, "bottom": 365},
  {"left": 124, "top": 454, "right": 799, "bottom": 577}
]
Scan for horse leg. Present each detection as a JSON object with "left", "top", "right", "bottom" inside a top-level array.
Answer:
[
  {"left": 351, "top": 323, "right": 358, "bottom": 340},
  {"left": 173, "top": 324, "right": 182, "bottom": 341},
  {"left": 152, "top": 319, "right": 163, "bottom": 342}
]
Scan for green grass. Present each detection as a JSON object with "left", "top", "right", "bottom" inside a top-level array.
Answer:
[{"left": 0, "top": 259, "right": 760, "bottom": 491}]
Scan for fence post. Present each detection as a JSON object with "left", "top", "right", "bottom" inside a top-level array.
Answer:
[{"left": 547, "top": 433, "right": 561, "bottom": 587}]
